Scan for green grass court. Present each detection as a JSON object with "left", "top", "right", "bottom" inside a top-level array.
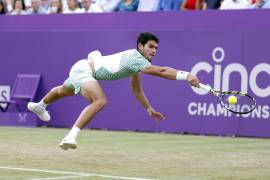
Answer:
[{"left": 0, "top": 126, "right": 270, "bottom": 180}]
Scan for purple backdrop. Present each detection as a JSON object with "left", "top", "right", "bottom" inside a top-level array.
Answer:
[{"left": 0, "top": 11, "right": 269, "bottom": 137}]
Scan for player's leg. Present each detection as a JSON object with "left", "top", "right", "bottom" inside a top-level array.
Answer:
[
  {"left": 27, "top": 84, "right": 74, "bottom": 121},
  {"left": 75, "top": 81, "right": 107, "bottom": 129},
  {"left": 59, "top": 80, "right": 107, "bottom": 150},
  {"left": 42, "top": 84, "right": 74, "bottom": 104}
]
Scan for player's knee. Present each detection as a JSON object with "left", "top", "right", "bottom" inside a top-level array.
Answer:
[
  {"left": 50, "top": 87, "right": 60, "bottom": 94},
  {"left": 58, "top": 86, "right": 73, "bottom": 96},
  {"left": 94, "top": 98, "right": 108, "bottom": 109}
]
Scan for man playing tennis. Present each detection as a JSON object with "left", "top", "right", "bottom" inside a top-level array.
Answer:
[{"left": 27, "top": 32, "right": 200, "bottom": 150}]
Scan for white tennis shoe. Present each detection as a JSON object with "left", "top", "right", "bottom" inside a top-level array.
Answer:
[
  {"left": 59, "top": 138, "right": 77, "bottom": 150},
  {"left": 27, "top": 102, "right": 50, "bottom": 121}
]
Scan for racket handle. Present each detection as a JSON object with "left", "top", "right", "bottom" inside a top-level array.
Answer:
[{"left": 199, "top": 83, "right": 212, "bottom": 92}]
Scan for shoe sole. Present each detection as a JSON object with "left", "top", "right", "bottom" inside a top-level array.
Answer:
[{"left": 59, "top": 142, "right": 77, "bottom": 150}]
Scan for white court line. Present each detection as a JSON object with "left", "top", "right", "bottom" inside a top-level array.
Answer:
[
  {"left": 31, "top": 175, "right": 90, "bottom": 180},
  {"left": 0, "top": 166, "right": 156, "bottom": 180}
]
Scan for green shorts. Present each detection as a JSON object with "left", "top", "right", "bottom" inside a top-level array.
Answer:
[{"left": 64, "top": 60, "right": 96, "bottom": 94}]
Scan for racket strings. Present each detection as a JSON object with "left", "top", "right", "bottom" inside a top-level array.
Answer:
[{"left": 221, "top": 93, "right": 255, "bottom": 114}]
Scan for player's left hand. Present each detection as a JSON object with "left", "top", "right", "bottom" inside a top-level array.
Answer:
[
  {"left": 187, "top": 73, "right": 200, "bottom": 88},
  {"left": 147, "top": 107, "right": 165, "bottom": 121}
]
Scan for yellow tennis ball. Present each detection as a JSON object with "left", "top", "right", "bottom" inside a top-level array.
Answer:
[{"left": 228, "top": 95, "right": 238, "bottom": 105}]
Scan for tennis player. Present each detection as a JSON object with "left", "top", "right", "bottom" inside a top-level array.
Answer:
[{"left": 27, "top": 32, "right": 200, "bottom": 150}]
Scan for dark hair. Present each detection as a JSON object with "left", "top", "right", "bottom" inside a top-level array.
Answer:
[
  {"left": 136, "top": 32, "right": 159, "bottom": 49},
  {"left": 12, "top": 0, "right": 26, "bottom": 10},
  {"left": 0, "top": 1, "right": 7, "bottom": 14}
]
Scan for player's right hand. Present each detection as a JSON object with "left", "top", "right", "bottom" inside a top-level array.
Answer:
[{"left": 187, "top": 74, "right": 200, "bottom": 88}]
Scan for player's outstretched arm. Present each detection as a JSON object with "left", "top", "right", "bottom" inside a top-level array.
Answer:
[
  {"left": 140, "top": 65, "right": 200, "bottom": 87},
  {"left": 130, "top": 73, "right": 165, "bottom": 121}
]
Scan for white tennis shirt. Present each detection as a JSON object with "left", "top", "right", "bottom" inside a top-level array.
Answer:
[{"left": 88, "top": 49, "right": 151, "bottom": 80}]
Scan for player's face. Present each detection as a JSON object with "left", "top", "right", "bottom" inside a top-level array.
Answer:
[{"left": 138, "top": 40, "right": 158, "bottom": 62}]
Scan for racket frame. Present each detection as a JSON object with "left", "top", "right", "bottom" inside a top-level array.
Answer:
[{"left": 199, "top": 83, "right": 256, "bottom": 114}]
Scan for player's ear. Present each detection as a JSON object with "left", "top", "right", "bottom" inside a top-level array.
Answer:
[{"left": 138, "top": 43, "right": 144, "bottom": 51}]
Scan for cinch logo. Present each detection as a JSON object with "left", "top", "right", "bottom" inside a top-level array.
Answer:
[
  {"left": 0, "top": 86, "right": 10, "bottom": 109},
  {"left": 187, "top": 47, "right": 270, "bottom": 119},
  {"left": 190, "top": 47, "right": 270, "bottom": 97}
]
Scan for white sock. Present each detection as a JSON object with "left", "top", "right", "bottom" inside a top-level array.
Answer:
[
  {"left": 38, "top": 100, "right": 47, "bottom": 109},
  {"left": 66, "top": 125, "right": 81, "bottom": 140}
]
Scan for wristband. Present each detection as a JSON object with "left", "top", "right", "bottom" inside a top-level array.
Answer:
[{"left": 176, "top": 71, "right": 189, "bottom": 80}]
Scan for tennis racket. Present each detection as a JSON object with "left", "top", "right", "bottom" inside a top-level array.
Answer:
[{"left": 199, "top": 83, "right": 256, "bottom": 114}]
